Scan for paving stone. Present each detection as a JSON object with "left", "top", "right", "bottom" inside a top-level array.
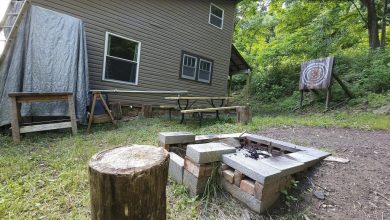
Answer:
[
  {"left": 195, "top": 133, "right": 246, "bottom": 143},
  {"left": 186, "top": 143, "right": 236, "bottom": 164},
  {"left": 184, "top": 156, "right": 215, "bottom": 177},
  {"left": 183, "top": 170, "right": 209, "bottom": 196},
  {"left": 159, "top": 132, "right": 195, "bottom": 145},
  {"left": 303, "top": 148, "right": 331, "bottom": 160},
  {"left": 283, "top": 151, "right": 319, "bottom": 168},
  {"left": 212, "top": 137, "right": 241, "bottom": 148},
  {"left": 260, "top": 156, "right": 305, "bottom": 175},
  {"left": 240, "top": 179, "right": 255, "bottom": 195},
  {"left": 222, "top": 169, "right": 234, "bottom": 184},
  {"left": 168, "top": 152, "right": 184, "bottom": 184},
  {"left": 222, "top": 153, "right": 282, "bottom": 185}
]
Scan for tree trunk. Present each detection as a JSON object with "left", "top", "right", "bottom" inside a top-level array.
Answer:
[
  {"left": 361, "top": 0, "right": 381, "bottom": 49},
  {"left": 381, "top": 0, "right": 388, "bottom": 48},
  {"left": 89, "top": 145, "right": 169, "bottom": 220},
  {"left": 141, "top": 104, "right": 153, "bottom": 118}
]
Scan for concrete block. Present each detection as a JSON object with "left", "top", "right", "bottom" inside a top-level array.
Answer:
[
  {"left": 254, "top": 181, "right": 263, "bottom": 200},
  {"left": 222, "top": 169, "right": 234, "bottom": 184},
  {"left": 303, "top": 148, "right": 331, "bottom": 160},
  {"left": 260, "top": 156, "right": 304, "bottom": 175},
  {"left": 159, "top": 132, "right": 195, "bottom": 145},
  {"left": 184, "top": 156, "right": 215, "bottom": 177},
  {"left": 168, "top": 152, "right": 184, "bottom": 184},
  {"left": 186, "top": 143, "right": 236, "bottom": 164},
  {"left": 183, "top": 170, "right": 209, "bottom": 196},
  {"left": 240, "top": 179, "right": 255, "bottom": 195},
  {"left": 222, "top": 153, "right": 282, "bottom": 185}
]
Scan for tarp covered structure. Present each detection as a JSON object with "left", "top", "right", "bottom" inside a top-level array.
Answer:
[{"left": 0, "top": 6, "right": 89, "bottom": 126}]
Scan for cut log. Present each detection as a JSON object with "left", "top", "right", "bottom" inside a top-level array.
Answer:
[
  {"left": 110, "top": 102, "right": 122, "bottom": 120},
  {"left": 89, "top": 145, "right": 169, "bottom": 220},
  {"left": 236, "top": 106, "right": 252, "bottom": 124},
  {"left": 141, "top": 104, "right": 153, "bottom": 118}
]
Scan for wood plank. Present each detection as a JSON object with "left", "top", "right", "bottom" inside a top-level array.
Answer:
[
  {"left": 67, "top": 94, "right": 78, "bottom": 135},
  {"left": 9, "top": 97, "right": 20, "bottom": 143},
  {"left": 165, "top": 96, "right": 232, "bottom": 100},
  {"left": 20, "top": 122, "right": 72, "bottom": 133},
  {"left": 15, "top": 95, "right": 69, "bottom": 103},
  {"left": 91, "top": 89, "right": 188, "bottom": 94},
  {"left": 8, "top": 92, "right": 72, "bottom": 97},
  {"left": 181, "top": 106, "right": 240, "bottom": 114}
]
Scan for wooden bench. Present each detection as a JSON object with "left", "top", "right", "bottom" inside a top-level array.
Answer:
[{"left": 180, "top": 106, "right": 241, "bottom": 126}]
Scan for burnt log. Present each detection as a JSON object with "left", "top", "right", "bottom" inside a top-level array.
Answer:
[{"left": 89, "top": 145, "right": 169, "bottom": 220}]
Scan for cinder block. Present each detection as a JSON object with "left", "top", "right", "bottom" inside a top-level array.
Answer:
[
  {"left": 159, "top": 132, "right": 195, "bottom": 145},
  {"left": 240, "top": 179, "right": 255, "bottom": 195},
  {"left": 168, "top": 152, "right": 184, "bottom": 184},
  {"left": 260, "top": 156, "right": 304, "bottom": 176},
  {"left": 222, "top": 169, "right": 234, "bottom": 184},
  {"left": 184, "top": 156, "right": 215, "bottom": 178},
  {"left": 221, "top": 179, "right": 261, "bottom": 213},
  {"left": 183, "top": 170, "right": 209, "bottom": 196},
  {"left": 186, "top": 143, "right": 236, "bottom": 164},
  {"left": 254, "top": 181, "right": 263, "bottom": 200}
]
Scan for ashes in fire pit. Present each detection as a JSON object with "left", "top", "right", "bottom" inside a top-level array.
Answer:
[{"left": 161, "top": 132, "right": 331, "bottom": 214}]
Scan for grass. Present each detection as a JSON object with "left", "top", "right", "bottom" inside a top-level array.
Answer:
[{"left": 0, "top": 112, "right": 389, "bottom": 219}]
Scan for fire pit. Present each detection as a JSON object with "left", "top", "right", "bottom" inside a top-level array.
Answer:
[{"left": 159, "top": 132, "right": 330, "bottom": 213}]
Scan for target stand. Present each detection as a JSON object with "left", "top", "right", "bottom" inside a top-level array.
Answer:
[{"left": 299, "top": 57, "right": 353, "bottom": 111}]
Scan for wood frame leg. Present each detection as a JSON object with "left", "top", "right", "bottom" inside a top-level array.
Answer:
[
  {"left": 9, "top": 97, "right": 21, "bottom": 143},
  {"left": 67, "top": 94, "right": 78, "bottom": 135},
  {"left": 99, "top": 93, "right": 115, "bottom": 124},
  {"left": 87, "top": 94, "right": 97, "bottom": 133}
]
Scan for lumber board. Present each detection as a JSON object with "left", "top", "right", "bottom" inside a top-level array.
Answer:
[
  {"left": 165, "top": 96, "right": 232, "bottom": 100},
  {"left": 181, "top": 106, "right": 240, "bottom": 113},
  {"left": 90, "top": 89, "right": 187, "bottom": 94},
  {"left": 20, "top": 122, "right": 72, "bottom": 133}
]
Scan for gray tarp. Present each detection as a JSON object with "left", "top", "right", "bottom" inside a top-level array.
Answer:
[{"left": 0, "top": 6, "right": 89, "bottom": 126}]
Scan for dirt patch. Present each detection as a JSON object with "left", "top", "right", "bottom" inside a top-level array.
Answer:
[{"left": 255, "top": 126, "right": 390, "bottom": 219}]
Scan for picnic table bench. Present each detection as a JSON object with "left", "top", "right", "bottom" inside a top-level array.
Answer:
[{"left": 164, "top": 96, "right": 239, "bottom": 125}]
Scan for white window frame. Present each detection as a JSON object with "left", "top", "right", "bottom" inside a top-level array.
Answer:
[
  {"left": 102, "top": 32, "right": 141, "bottom": 85},
  {"left": 181, "top": 54, "right": 198, "bottom": 80},
  {"left": 198, "top": 59, "right": 212, "bottom": 83},
  {"left": 208, "top": 3, "right": 224, "bottom": 29}
]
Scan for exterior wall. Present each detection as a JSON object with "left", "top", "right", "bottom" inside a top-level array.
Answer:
[{"left": 31, "top": 0, "right": 236, "bottom": 106}]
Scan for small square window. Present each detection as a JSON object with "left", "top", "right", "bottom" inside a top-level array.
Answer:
[
  {"left": 198, "top": 59, "right": 212, "bottom": 83},
  {"left": 181, "top": 54, "right": 197, "bottom": 80},
  {"left": 209, "top": 4, "right": 224, "bottom": 29},
  {"left": 103, "top": 32, "right": 141, "bottom": 85}
]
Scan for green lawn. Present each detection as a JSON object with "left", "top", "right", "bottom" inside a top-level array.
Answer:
[{"left": 0, "top": 113, "right": 389, "bottom": 219}]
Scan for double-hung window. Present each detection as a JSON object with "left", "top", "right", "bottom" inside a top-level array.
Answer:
[
  {"left": 180, "top": 52, "right": 213, "bottom": 84},
  {"left": 209, "top": 3, "right": 224, "bottom": 29},
  {"left": 103, "top": 32, "right": 141, "bottom": 85}
]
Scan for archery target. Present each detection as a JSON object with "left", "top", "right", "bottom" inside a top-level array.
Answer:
[{"left": 299, "top": 57, "right": 334, "bottom": 90}]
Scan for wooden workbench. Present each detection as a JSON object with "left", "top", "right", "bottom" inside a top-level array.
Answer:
[{"left": 8, "top": 92, "right": 77, "bottom": 143}]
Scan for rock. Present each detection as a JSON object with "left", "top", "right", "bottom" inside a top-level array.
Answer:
[
  {"left": 313, "top": 191, "right": 326, "bottom": 200},
  {"left": 373, "top": 104, "right": 390, "bottom": 115},
  {"left": 324, "top": 156, "right": 350, "bottom": 163}
]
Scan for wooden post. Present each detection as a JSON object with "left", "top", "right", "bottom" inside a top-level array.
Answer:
[
  {"left": 141, "top": 104, "right": 153, "bottom": 118},
  {"left": 9, "top": 97, "right": 21, "bottom": 143},
  {"left": 89, "top": 145, "right": 169, "bottom": 220},
  {"left": 110, "top": 102, "right": 122, "bottom": 120},
  {"left": 67, "top": 94, "right": 78, "bottom": 135},
  {"left": 236, "top": 105, "right": 252, "bottom": 124}
]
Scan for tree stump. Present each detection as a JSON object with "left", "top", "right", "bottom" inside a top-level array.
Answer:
[
  {"left": 89, "top": 145, "right": 169, "bottom": 220},
  {"left": 236, "top": 106, "right": 252, "bottom": 124},
  {"left": 141, "top": 104, "right": 153, "bottom": 118},
  {"left": 110, "top": 102, "right": 122, "bottom": 120}
]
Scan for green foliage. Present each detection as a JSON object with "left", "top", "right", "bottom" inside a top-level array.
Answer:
[{"left": 233, "top": 0, "right": 390, "bottom": 112}]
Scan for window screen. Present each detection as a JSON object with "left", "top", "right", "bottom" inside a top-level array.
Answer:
[
  {"left": 198, "top": 59, "right": 212, "bottom": 83},
  {"left": 209, "top": 4, "right": 224, "bottom": 29},
  {"left": 103, "top": 33, "right": 140, "bottom": 84},
  {"left": 180, "top": 52, "right": 213, "bottom": 84},
  {"left": 181, "top": 54, "right": 197, "bottom": 80}
]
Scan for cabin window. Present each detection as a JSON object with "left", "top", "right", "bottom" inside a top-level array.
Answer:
[
  {"left": 198, "top": 59, "right": 212, "bottom": 83},
  {"left": 103, "top": 32, "right": 141, "bottom": 85},
  {"left": 180, "top": 52, "right": 213, "bottom": 84},
  {"left": 209, "top": 3, "right": 224, "bottom": 29},
  {"left": 181, "top": 54, "right": 198, "bottom": 80}
]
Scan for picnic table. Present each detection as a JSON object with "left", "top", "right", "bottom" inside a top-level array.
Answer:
[{"left": 164, "top": 96, "right": 235, "bottom": 124}]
